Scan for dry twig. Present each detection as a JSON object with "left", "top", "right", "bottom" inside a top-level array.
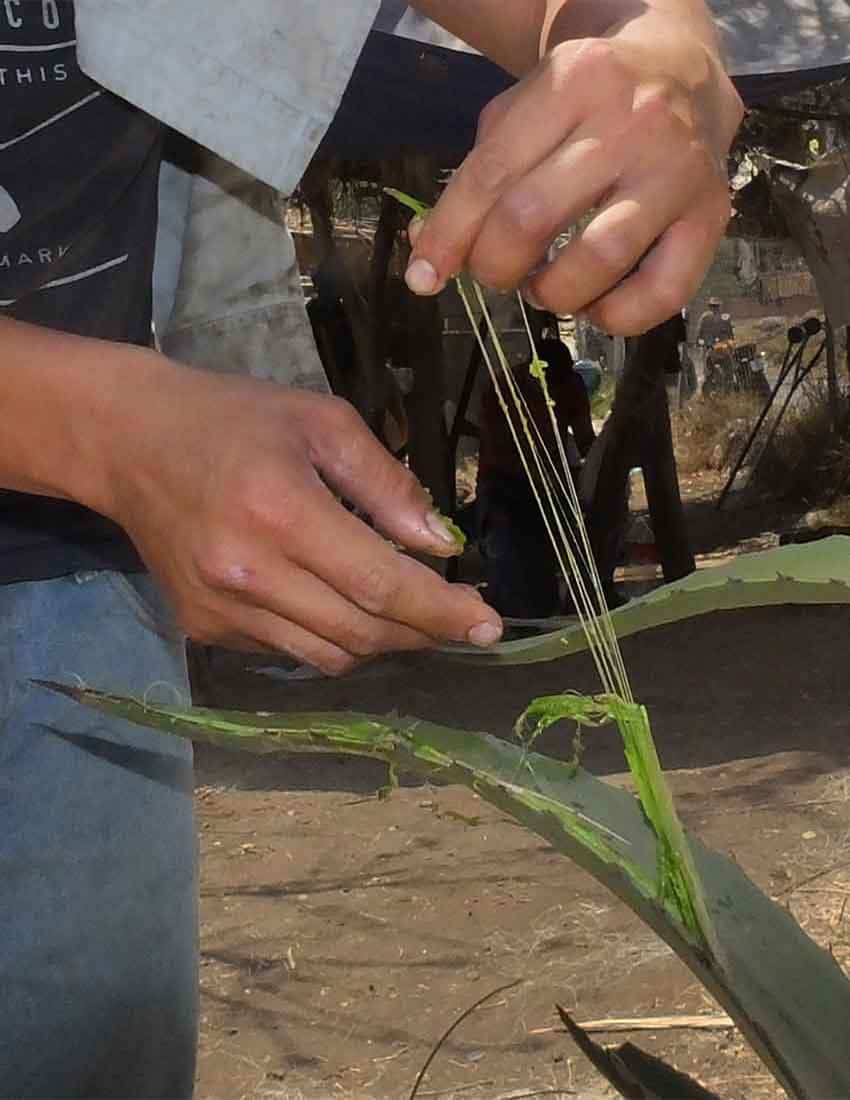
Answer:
[
  {"left": 409, "top": 980, "right": 522, "bottom": 1100},
  {"left": 529, "top": 1014, "right": 734, "bottom": 1036}
]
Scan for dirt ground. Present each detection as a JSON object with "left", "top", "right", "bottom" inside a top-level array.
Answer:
[{"left": 191, "top": 485, "right": 850, "bottom": 1100}]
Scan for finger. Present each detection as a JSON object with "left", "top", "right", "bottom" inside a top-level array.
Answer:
[
  {"left": 465, "top": 132, "right": 624, "bottom": 292},
  {"left": 307, "top": 397, "right": 465, "bottom": 557},
  {"left": 523, "top": 144, "right": 714, "bottom": 320},
  {"left": 207, "top": 551, "right": 435, "bottom": 659},
  {"left": 224, "top": 402, "right": 503, "bottom": 646},
  {"left": 466, "top": 83, "right": 693, "bottom": 292},
  {"left": 405, "top": 49, "right": 608, "bottom": 295},
  {"left": 581, "top": 191, "right": 731, "bottom": 335},
  {"left": 296, "top": 491, "right": 502, "bottom": 646},
  {"left": 205, "top": 605, "right": 362, "bottom": 677}
]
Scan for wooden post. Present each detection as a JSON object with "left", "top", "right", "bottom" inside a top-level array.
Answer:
[
  {"left": 300, "top": 162, "right": 388, "bottom": 437},
  {"left": 640, "top": 372, "right": 695, "bottom": 582},
  {"left": 403, "top": 292, "right": 453, "bottom": 515},
  {"left": 587, "top": 323, "right": 695, "bottom": 586},
  {"left": 840, "top": 323, "right": 848, "bottom": 393},
  {"left": 370, "top": 178, "right": 400, "bottom": 381},
  {"left": 398, "top": 154, "right": 454, "bottom": 524},
  {"left": 612, "top": 335, "right": 627, "bottom": 380},
  {"left": 825, "top": 316, "right": 842, "bottom": 433}
]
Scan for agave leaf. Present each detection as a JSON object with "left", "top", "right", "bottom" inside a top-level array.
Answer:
[
  {"left": 446, "top": 537, "right": 850, "bottom": 664},
  {"left": 39, "top": 681, "right": 850, "bottom": 1100},
  {"left": 35, "top": 681, "right": 660, "bottom": 903}
]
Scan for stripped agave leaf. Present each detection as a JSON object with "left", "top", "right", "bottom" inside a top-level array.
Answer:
[
  {"left": 519, "top": 694, "right": 713, "bottom": 951},
  {"left": 446, "top": 536, "right": 850, "bottom": 664},
  {"left": 40, "top": 680, "right": 850, "bottom": 1100}
]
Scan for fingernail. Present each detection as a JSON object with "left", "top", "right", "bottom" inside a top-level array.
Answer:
[
  {"left": 406, "top": 258, "right": 439, "bottom": 295},
  {"left": 468, "top": 621, "right": 503, "bottom": 647},
  {"left": 408, "top": 216, "right": 424, "bottom": 247},
  {"left": 425, "top": 509, "right": 459, "bottom": 547},
  {"left": 521, "top": 284, "right": 545, "bottom": 311}
]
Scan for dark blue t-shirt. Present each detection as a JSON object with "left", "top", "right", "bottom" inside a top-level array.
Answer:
[{"left": 0, "top": 0, "right": 162, "bottom": 582}]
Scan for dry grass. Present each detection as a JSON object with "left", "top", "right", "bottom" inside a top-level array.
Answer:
[
  {"left": 751, "top": 381, "right": 850, "bottom": 509},
  {"left": 673, "top": 393, "right": 762, "bottom": 477},
  {"left": 674, "top": 380, "right": 850, "bottom": 518},
  {"left": 455, "top": 451, "right": 479, "bottom": 508},
  {"left": 828, "top": 497, "right": 850, "bottom": 526},
  {"left": 253, "top": 1090, "right": 593, "bottom": 1099},
  {"left": 734, "top": 317, "right": 797, "bottom": 372}
]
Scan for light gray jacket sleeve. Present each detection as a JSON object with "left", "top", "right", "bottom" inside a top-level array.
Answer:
[
  {"left": 74, "top": 0, "right": 380, "bottom": 391},
  {"left": 74, "top": 0, "right": 380, "bottom": 196},
  {"left": 159, "top": 152, "right": 330, "bottom": 393}
]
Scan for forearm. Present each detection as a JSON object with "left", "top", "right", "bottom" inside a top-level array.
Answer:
[
  {"left": 408, "top": 0, "right": 543, "bottom": 74},
  {"left": 543, "top": 0, "right": 720, "bottom": 55},
  {"left": 0, "top": 318, "right": 159, "bottom": 515},
  {"left": 410, "top": 0, "right": 723, "bottom": 76}
]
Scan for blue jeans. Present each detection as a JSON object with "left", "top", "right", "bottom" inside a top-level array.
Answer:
[{"left": 0, "top": 572, "right": 197, "bottom": 1099}]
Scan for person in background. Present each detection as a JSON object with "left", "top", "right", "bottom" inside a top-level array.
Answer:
[
  {"left": 697, "top": 297, "right": 735, "bottom": 348},
  {"left": 476, "top": 338, "right": 596, "bottom": 618}
]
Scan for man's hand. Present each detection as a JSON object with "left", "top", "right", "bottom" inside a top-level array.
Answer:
[
  {"left": 406, "top": 0, "right": 744, "bottom": 335},
  {"left": 100, "top": 358, "right": 502, "bottom": 674}
]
